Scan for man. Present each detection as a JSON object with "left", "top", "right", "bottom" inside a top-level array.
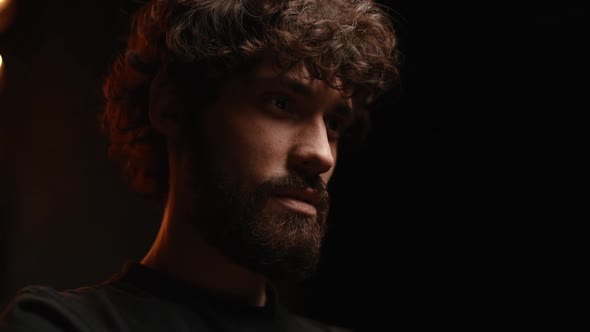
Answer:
[{"left": 0, "top": 0, "right": 398, "bottom": 331}]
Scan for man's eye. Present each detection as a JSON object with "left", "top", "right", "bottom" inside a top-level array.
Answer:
[
  {"left": 325, "top": 117, "right": 344, "bottom": 137},
  {"left": 262, "top": 94, "right": 296, "bottom": 117},
  {"left": 272, "top": 97, "right": 289, "bottom": 111}
]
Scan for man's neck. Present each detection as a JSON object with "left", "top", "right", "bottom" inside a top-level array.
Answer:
[{"left": 141, "top": 205, "right": 268, "bottom": 307}]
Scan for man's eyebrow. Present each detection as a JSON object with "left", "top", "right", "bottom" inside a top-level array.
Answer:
[
  {"left": 278, "top": 76, "right": 313, "bottom": 97},
  {"left": 254, "top": 75, "right": 354, "bottom": 116},
  {"left": 248, "top": 75, "right": 311, "bottom": 96},
  {"left": 280, "top": 77, "right": 355, "bottom": 116}
]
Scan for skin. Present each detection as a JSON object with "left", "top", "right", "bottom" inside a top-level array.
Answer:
[{"left": 141, "top": 57, "right": 354, "bottom": 307}]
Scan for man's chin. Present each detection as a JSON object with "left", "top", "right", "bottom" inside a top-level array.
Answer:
[
  {"left": 241, "top": 248, "right": 322, "bottom": 282},
  {"left": 220, "top": 216, "right": 324, "bottom": 281},
  {"left": 188, "top": 172, "right": 329, "bottom": 281}
]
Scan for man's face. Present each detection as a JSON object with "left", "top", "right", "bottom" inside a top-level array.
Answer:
[{"left": 185, "top": 58, "right": 354, "bottom": 280}]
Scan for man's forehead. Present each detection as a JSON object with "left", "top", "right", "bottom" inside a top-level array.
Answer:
[
  {"left": 244, "top": 57, "right": 354, "bottom": 108},
  {"left": 248, "top": 59, "right": 331, "bottom": 85}
]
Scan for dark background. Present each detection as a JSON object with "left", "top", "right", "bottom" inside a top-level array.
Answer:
[{"left": 0, "top": 1, "right": 586, "bottom": 330}]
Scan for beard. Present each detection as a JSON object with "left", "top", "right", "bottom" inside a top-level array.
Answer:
[{"left": 186, "top": 158, "right": 330, "bottom": 281}]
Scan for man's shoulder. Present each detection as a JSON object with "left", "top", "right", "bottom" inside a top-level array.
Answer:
[
  {"left": 1, "top": 284, "right": 355, "bottom": 332},
  {"left": 3, "top": 285, "right": 92, "bottom": 313},
  {"left": 0, "top": 285, "right": 98, "bottom": 331},
  {"left": 0, "top": 279, "right": 158, "bottom": 332},
  {"left": 9, "top": 284, "right": 109, "bottom": 304},
  {"left": 0, "top": 282, "right": 209, "bottom": 332},
  {"left": 8, "top": 282, "right": 124, "bottom": 314}
]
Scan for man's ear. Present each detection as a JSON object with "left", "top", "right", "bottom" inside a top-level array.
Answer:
[{"left": 148, "top": 70, "right": 184, "bottom": 141}]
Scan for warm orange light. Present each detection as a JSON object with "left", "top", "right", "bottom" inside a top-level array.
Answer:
[
  {"left": 0, "top": 53, "right": 4, "bottom": 93},
  {"left": 0, "top": 0, "right": 15, "bottom": 32},
  {"left": 0, "top": 0, "right": 9, "bottom": 11},
  {"left": 0, "top": 53, "right": 4, "bottom": 82}
]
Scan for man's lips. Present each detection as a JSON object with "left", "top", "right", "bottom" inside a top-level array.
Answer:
[
  {"left": 272, "top": 196, "right": 318, "bottom": 216},
  {"left": 271, "top": 188, "right": 324, "bottom": 217}
]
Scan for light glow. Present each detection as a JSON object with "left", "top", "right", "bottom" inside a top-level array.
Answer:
[
  {"left": 0, "top": 53, "right": 4, "bottom": 92},
  {"left": 0, "top": 0, "right": 15, "bottom": 32}
]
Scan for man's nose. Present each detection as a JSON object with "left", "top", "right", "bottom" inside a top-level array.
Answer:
[{"left": 288, "top": 119, "right": 335, "bottom": 177}]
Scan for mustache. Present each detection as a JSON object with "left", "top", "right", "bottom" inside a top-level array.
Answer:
[
  {"left": 266, "top": 174, "right": 327, "bottom": 194},
  {"left": 262, "top": 174, "right": 329, "bottom": 208}
]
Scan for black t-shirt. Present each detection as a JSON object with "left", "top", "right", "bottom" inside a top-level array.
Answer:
[{"left": 0, "top": 262, "right": 349, "bottom": 332}]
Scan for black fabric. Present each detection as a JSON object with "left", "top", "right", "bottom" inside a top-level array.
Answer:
[{"left": 0, "top": 262, "right": 349, "bottom": 332}]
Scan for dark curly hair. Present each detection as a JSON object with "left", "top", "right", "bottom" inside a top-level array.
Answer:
[{"left": 102, "top": 0, "right": 399, "bottom": 202}]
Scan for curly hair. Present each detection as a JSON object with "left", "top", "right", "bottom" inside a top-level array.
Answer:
[{"left": 102, "top": 0, "right": 399, "bottom": 201}]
